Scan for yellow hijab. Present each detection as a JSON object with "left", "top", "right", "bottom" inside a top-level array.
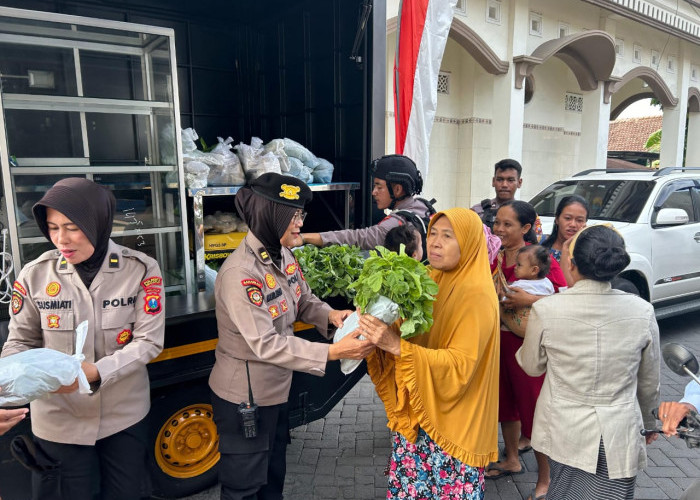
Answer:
[{"left": 367, "top": 208, "right": 500, "bottom": 467}]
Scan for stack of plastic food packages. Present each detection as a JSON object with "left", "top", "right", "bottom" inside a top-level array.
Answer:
[
  {"left": 181, "top": 128, "right": 246, "bottom": 188},
  {"left": 203, "top": 211, "right": 249, "bottom": 234},
  {"left": 235, "top": 137, "right": 333, "bottom": 184},
  {"left": 180, "top": 128, "right": 334, "bottom": 188}
]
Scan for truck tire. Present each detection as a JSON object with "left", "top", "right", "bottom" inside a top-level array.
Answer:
[
  {"left": 612, "top": 276, "right": 641, "bottom": 297},
  {"left": 148, "top": 381, "right": 219, "bottom": 499}
]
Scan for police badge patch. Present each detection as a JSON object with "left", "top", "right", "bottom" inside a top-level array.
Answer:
[
  {"left": 11, "top": 291, "right": 23, "bottom": 315},
  {"left": 144, "top": 293, "right": 162, "bottom": 315},
  {"left": 47, "top": 314, "right": 60, "bottom": 328},
  {"left": 116, "top": 329, "right": 133, "bottom": 345},
  {"left": 265, "top": 273, "right": 276, "bottom": 289},
  {"left": 268, "top": 305, "right": 280, "bottom": 318},
  {"left": 247, "top": 286, "right": 263, "bottom": 307},
  {"left": 46, "top": 282, "right": 61, "bottom": 297}
]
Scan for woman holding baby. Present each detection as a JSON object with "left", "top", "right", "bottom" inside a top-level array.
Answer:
[{"left": 486, "top": 200, "right": 566, "bottom": 500}]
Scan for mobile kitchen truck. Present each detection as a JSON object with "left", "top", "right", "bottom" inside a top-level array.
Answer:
[{"left": 0, "top": 0, "right": 385, "bottom": 497}]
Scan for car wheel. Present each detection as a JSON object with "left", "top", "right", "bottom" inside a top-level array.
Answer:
[
  {"left": 148, "top": 381, "right": 220, "bottom": 499},
  {"left": 612, "top": 276, "right": 641, "bottom": 297}
]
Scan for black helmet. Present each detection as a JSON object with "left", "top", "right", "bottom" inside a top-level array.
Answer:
[{"left": 371, "top": 154, "right": 423, "bottom": 196}]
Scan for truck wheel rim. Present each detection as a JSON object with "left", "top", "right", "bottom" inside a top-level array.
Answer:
[{"left": 155, "top": 404, "right": 220, "bottom": 478}]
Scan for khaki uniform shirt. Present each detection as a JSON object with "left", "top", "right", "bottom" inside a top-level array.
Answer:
[
  {"left": 2, "top": 240, "right": 165, "bottom": 445},
  {"left": 319, "top": 197, "right": 431, "bottom": 250},
  {"left": 209, "top": 233, "right": 332, "bottom": 407},
  {"left": 516, "top": 280, "right": 660, "bottom": 479}
]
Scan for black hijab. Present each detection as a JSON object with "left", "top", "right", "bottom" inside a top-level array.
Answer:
[
  {"left": 234, "top": 173, "right": 313, "bottom": 266},
  {"left": 234, "top": 187, "right": 297, "bottom": 265},
  {"left": 33, "top": 178, "right": 116, "bottom": 288}
]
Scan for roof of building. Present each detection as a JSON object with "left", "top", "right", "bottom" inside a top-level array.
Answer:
[{"left": 608, "top": 115, "right": 663, "bottom": 152}]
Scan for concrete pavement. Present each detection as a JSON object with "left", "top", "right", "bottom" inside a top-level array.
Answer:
[{"left": 183, "top": 310, "right": 700, "bottom": 499}]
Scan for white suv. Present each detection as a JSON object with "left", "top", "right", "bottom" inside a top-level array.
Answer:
[{"left": 529, "top": 167, "right": 700, "bottom": 320}]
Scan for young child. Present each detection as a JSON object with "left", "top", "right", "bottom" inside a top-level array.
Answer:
[
  {"left": 509, "top": 245, "right": 555, "bottom": 296},
  {"left": 384, "top": 224, "right": 424, "bottom": 261}
]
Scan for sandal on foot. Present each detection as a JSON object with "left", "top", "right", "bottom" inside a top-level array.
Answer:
[
  {"left": 518, "top": 445, "right": 533, "bottom": 454},
  {"left": 484, "top": 464, "right": 524, "bottom": 480}
]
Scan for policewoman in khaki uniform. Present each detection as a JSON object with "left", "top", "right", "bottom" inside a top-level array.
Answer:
[
  {"left": 210, "top": 173, "right": 372, "bottom": 500},
  {"left": 1, "top": 178, "right": 164, "bottom": 500}
]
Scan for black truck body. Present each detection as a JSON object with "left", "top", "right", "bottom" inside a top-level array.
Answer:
[{"left": 0, "top": 0, "right": 386, "bottom": 497}]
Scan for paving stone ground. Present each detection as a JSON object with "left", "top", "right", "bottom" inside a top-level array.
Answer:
[{"left": 185, "top": 310, "right": 700, "bottom": 499}]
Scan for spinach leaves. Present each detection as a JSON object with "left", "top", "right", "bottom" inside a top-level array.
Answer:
[
  {"left": 293, "top": 244, "right": 365, "bottom": 301},
  {"left": 350, "top": 246, "right": 438, "bottom": 339}
]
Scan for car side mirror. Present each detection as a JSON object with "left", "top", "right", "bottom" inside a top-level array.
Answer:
[
  {"left": 655, "top": 208, "right": 689, "bottom": 226},
  {"left": 662, "top": 343, "right": 700, "bottom": 387}
]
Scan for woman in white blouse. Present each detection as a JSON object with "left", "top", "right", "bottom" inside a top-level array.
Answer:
[{"left": 517, "top": 225, "right": 660, "bottom": 500}]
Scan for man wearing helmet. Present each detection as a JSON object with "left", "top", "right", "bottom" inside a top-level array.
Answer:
[{"left": 300, "top": 155, "right": 434, "bottom": 250}]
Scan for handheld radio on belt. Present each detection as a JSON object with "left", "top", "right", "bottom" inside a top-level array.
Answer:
[{"left": 238, "top": 361, "right": 259, "bottom": 439}]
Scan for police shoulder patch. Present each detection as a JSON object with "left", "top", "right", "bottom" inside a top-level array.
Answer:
[
  {"left": 241, "top": 278, "right": 264, "bottom": 289},
  {"left": 12, "top": 281, "right": 26, "bottom": 296},
  {"left": 141, "top": 276, "right": 163, "bottom": 291},
  {"left": 246, "top": 286, "right": 263, "bottom": 307},
  {"left": 144, "top": 293, "right": 162, "bottom": 315},
  {"left": 11, "top": 291, "right": 23, "bottom": 315}
]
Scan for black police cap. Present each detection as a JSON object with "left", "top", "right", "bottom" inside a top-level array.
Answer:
[{"left": 250, "top": 173, "right": 313, "bottom": 208}]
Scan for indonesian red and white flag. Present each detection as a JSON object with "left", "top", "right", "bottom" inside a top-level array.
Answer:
[{"left": 394, "top": 0, "right": 457, "bottom": 176}]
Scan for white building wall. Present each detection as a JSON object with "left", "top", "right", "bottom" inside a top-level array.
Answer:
[{"left": 385, "top": 0, "right": 700, "bottom": 209}]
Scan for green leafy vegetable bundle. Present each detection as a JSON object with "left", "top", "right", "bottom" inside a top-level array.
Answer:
[
  {"left": 293, "top": 244, "right": 365, "bottom": 301},
  {"left": 350, "top": 246, "right": 439, "bottom": 339}
]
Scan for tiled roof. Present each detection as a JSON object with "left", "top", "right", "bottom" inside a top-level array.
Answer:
[{"left": 608, "top": 115, "right": 663, "bottom": 152}]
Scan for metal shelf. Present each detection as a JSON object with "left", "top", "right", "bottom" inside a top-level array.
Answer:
[
  {"left": 188, "top": 182, "right": 360, "bottom": 197},
  {"left": 2, "top": 93, "right": 172, "bottom": 115},
  {"left": 19, "top": 224, "right": 182, "bottom": 244},
  {"left": 12, "top": 165, "right": 176, "bottom": 175},
  {"left": 190, "top": 182, "right": 360, "bottom": 291}
]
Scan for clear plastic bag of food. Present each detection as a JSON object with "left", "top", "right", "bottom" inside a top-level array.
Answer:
[
  {"left": 209, "top": 137, "right": 245, "bottom": 185},
  {"left": 184, "top": 160, "right": 210, "bottom": 188},
  {"left": 263, "top": 139, "right": 291, "bottom": 173},
  {"left": 0, "top": 321, "right": 91, "bottom": 406},
  {"left": 242, "top": 152, "right": 282, "bottom": 180}
]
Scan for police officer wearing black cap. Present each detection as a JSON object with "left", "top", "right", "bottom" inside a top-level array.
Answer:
[
  {"left": 300, "top": 154, "right": 434, "bottom": 250},
  {"left": 210, "top": 173, "right": 374, "bottom": 500}
]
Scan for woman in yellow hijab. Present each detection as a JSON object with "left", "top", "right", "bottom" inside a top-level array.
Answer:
[{"left": 359, "top": 208, "right": 500, "bottom": 499}]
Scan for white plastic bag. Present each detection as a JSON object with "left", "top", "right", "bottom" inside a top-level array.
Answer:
[
  {"left": 243, "top": 152, "right": 282, "bottom": 180},
  {"left": 263, "top": 139, "right": 291, "bottom": 173},
  {"left": 209, "top": 137, "right": 245, "bottom": 185},
  {"left": 0, "top": 321, "right": 91, "bottom": 406},
  {"left": 184, "top": 160, "right": 210, "bottom": 188},
  {"left": 333, "top": 296, "right": 399, "bottom": 374}
]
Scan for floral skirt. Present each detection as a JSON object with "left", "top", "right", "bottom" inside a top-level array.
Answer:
[{"left": 387, "top": 428, "right": 485, "bottom": 499}]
